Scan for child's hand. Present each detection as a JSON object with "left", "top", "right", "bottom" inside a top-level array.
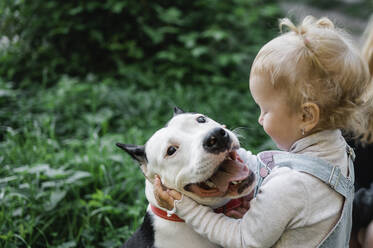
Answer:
[
  {"left": 225, "top": 193, "right": 253, "bottom": 219},
  {"left": 154, "top": 175, "right": 182, "bottom": 210}
]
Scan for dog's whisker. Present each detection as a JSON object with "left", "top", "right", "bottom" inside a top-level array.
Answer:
[{"left": 231, "top": 126, "right": 251, "bottom": 140}]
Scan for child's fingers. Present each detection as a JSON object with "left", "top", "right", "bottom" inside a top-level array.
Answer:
[
  {"left": 154, "top": 175, "right": 166, "bottom": 190},
  {"left": 242, "top": 199, "right": 251, "bottom": 209},
  {"left": 237, "top": 207, "right": 249, "bottom": 215},
  {"left": 225, "top": 210, "right": 245, "bottom": 219},
  {"left": 225, "top": 207, "right": 249, "bottom": 219},
  {"left": 237, "top": 156, "right": 243, "bottom": 163},
  {"left": 154, "top": 175, "right": 181, "bottom": 200},
  {"left": 167, "top": 189, "right": 182, "bottom": 200},
  {"left": 241, "top": 191, "right": 254, "bottom": 209},
  {"left": 153, "top": 175, "right": 180, "bottom": 210}
]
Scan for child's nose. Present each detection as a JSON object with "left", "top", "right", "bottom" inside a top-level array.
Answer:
[{"left": 258, "top": 115, "right": 263, "bottom": 126}]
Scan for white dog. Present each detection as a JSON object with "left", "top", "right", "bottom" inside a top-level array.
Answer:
[{"left": 117, "top": 107, "right": 256, "bottom": 248}]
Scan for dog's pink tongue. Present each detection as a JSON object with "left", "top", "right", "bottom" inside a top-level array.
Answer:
[{"left": 210, "top": 160, "right": 249, "bottom": 192}]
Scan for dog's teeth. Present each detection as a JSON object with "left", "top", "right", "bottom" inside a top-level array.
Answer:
[
  {"left": 205, "top": 180, "right": 216, "bottom": 188},
  {"left": 228, "top": 151, "right": 237, "bottom": 160},
  {"left": 231, "top": 180, "right": 243, "bottom": 185}
]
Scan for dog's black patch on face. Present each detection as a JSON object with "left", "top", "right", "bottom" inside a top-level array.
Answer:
[
  {"left": 203, "top": 127, "right": 232, "bottom": 154},
  {"left": 122, "top": 212, "right": 155, "bottom": 248}
]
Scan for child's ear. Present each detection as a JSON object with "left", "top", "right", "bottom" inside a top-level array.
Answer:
[{"left": 301, "top": 102, "right": 320, "bottom": 133}]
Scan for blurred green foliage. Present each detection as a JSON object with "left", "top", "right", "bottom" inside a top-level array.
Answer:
[
  {"left": 0, "top": 77, "right": 273, "bottom": 247},
  {"left": 0, "top": 0, "right": 280, "bottom": 247},
  {"left": 0, "top": 0, "right": 279, "bottom": 88}
]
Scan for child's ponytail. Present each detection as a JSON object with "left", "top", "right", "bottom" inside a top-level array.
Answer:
[{"left": 279, "top": 16, "right": 328, "bottom": 73}]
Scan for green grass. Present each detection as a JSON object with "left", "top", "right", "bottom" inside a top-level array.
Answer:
[{"left": 0, "top": 76, "right": 272, "bottom": 247}]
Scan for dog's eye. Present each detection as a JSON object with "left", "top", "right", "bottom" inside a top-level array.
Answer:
[
  {"left": 196, "top": 116, "right": 206, "bottom": 123},
  {"left": 166, "top": 146, "right": 177, "bottom": 156}
]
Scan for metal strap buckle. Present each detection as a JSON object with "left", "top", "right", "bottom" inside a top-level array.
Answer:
[
  {"left": 346, "top": 146, "right": 355, "bottom": 161},
  {"left": 328, "top": 166, "right": 341, "bottom": 189}
]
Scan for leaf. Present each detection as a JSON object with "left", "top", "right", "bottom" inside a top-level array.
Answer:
[
  {"left": 68, "top": 6, "right": 83, "bottom": 15},
  {"left": 191, "top": 47, "right": 208, "bottom": 57},
  {"left": 12, "top": 207, "right": 23, "bottom": 217},
  {"left": 156, "top": 51, "right": 176, "bottom": 61},
  {"left": 13, "top": 165, "right": 31, "bottom": 173},
  {"left": 0, "top": 176, "right": 17, "bottom": 184},
  {"left": 143, "top": 26, "right": 164, "bottom": 44},
  {"left": 109, "top": 154, "right": 123, "bottom": 163},
  {"left": 57, "top": 241, "right": 77, "bottom": 248},
  {"left": 44, "top": 168, "right": 69, "bottom": 178},
  {"left": 44, "top": 190, "right": 67, "bottom": 211},
  {"left": 65, "top": 171, "right": 91, "bottom": 184},
  {"left": 28, "top": 164, "right": 50, "bottom": 174},
  {"left": 90, "top": 206, "right": 115, "bottom": 217},
  {"left": 202, "top": 29, "right": 227, "bottom": 41},
  {"left": 0, "top": 89, "right": 14, "bottom": 97},
  {"left": 179, "top": 33, "right": 198, "bottom": 48},
  {"left": 158, "top": 7, "right": 182, "bottom": 24}
]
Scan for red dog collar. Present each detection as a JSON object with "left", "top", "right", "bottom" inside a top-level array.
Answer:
[
  {"left": 150, "top": 198, "right": 244, "bottom": 222},
  {"left": 150, "top": 204, "right": 185, "bottom": 222}
]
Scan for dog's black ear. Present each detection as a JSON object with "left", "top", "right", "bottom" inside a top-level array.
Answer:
[
  {"left": 173, "top": 106, "right": 185, "bottom": 116},
  {"left": 116, "top": 143, "right": 147, "bottom": 164}
]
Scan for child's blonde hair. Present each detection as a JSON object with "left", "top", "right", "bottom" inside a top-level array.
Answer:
[{"left": 250, "top": 16, "right": 371, "bottom": 135}]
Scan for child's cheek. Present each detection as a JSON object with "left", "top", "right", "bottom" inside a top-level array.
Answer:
[{"left": 262, "top": 121, "right": 270, "bottom": 136}]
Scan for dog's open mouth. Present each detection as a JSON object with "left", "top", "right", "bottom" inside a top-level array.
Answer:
[{"left": 184, "top": 150, "right": 255, "bottom": 197}]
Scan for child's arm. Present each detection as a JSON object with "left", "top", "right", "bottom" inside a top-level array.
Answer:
[{"left": 155, "top": 170, "right": 308, "bottom": 248}]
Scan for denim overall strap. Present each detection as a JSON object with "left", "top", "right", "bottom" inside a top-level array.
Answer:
[
  {"left": 316, "top": 145, "right": 355, "bottom": 248},
  {"left": 255, "top": 146, "right": 355, "bottom": 248},
  {"left": 273, "top": 151, "right": 355, "bottom": 198}
]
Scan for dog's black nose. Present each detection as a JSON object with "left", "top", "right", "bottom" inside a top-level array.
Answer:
[{"left": 203, "top": 127, "right": 231, "bottom": 153}]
